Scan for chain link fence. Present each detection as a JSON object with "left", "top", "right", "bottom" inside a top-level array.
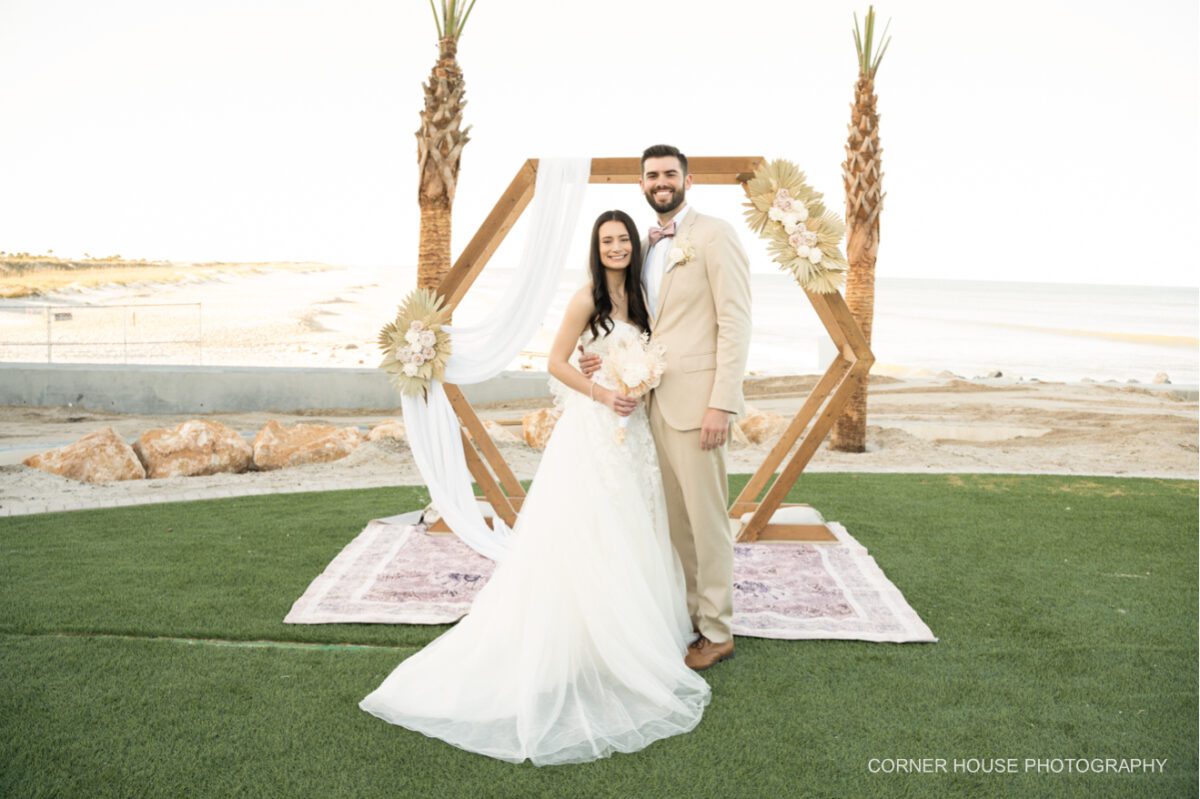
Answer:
[{"left": 0, "top": 303, "right": 201, "bottom": 363}]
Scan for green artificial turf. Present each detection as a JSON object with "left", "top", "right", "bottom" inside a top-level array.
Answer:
[{"left": 1, "top": 474, "right": 1196, "bottom": 798}]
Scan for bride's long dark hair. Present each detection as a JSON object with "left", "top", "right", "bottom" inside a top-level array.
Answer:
[{"left": 587, "top": 210, "right": 651, "bottom": 338}]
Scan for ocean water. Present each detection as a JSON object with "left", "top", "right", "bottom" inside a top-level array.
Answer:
[
  {"left": 2, "top": 265, "right": 1195, "bottom": 384},
  {"left": 863, "top": 278, "right": 1198, "bottom": 384},
  {"left": 457, "top": 270, "right": 1199, "bottom": 384}
]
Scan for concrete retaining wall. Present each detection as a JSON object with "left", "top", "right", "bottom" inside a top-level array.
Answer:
[{"left": 0, "top": 363, "right": 552, "bottom": 413}]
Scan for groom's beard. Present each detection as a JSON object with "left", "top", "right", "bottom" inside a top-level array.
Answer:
[{"left": 644, "top": 185, "right": 685, "bottom": 215}]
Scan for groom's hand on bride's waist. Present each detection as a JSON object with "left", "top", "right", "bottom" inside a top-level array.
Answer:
[{"left": 578, "top": 346, "right": 602, "bottom": 378}]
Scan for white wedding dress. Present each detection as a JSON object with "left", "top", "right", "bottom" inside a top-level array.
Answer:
[{"left": 359, "top": 319, "right": 711, "bottom": 765}]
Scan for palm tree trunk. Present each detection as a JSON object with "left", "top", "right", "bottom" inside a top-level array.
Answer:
[
  {"left": 832, "top": 66, "right": 884, "bottom": 453},
  {"left": 415, "top": 35, "right": 470, "bottom": 293},
  {"left": 418, "top": 204, "right": 453, "bottom": 291},
  {"left": 833, "top": 223, "right": 878, "bottom": 451}
]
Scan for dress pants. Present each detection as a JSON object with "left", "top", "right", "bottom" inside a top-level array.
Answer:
[{"left": 648, "top": 394, "right": 734, "bottom": 643}]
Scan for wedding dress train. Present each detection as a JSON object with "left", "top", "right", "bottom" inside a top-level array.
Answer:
[{"left": 359, "top": 320, "right": 710, "bottom": 765}]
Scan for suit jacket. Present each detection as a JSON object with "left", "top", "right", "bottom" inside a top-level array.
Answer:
[{"left": 643, "top": 210, "right": 752, "bottom": 432}]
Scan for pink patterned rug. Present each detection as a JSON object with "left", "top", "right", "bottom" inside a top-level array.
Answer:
[{"left": 285, "top": 513, "right": 936, "bottom": 643}]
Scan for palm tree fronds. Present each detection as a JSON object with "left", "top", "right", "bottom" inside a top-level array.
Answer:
[
  {"left": 869, "top": 16, "right": 892, "bottom": 72},
  {"left": 853, "top": 6, "right": 892, "bottom": 76},
  {"left": 432, "top": 0, "right": 477, "bottom": 41},
  {"left": 455, "top": 0, "right": 477, "bottom": 37},
  {"left": 428, "top": 0, "right": 444, "bottom": 38}
]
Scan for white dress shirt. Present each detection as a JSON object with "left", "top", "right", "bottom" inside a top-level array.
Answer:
[{"left": 642, "top": 204, "right": 691, "bottom": 316}]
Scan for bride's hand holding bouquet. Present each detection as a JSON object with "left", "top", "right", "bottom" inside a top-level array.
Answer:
[
  {"left": 592, "top": 382, "right": 639, "bottom": 418},
  {"left": 599, "top": 332, "right": 666, "bottom": 443}
]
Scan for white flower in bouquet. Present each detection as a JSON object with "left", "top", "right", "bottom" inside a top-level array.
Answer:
[
  {"left": 782, "top": 207, "right": 808, "bottom": 227},
  {"left": 768, "top": 206, "right": 785, "bottom": 222},
  {"left": 807, "top": 247, "right": 823, "bottom": 265},
  {"left": 601, "top": 332, "right": 667, "bottom": 443},
  {"left": 421, "top": 346, "right": 435, "bottom": 360},
  {"left": 792, "top": 228, "right": 821, "bottom": 258},
  {"left": 404, "top": 329, "right": 422, "bottom": 346},
  {"left": 619, "top": 360, "right": 651, "bottom": 387},
  {"left": 781, "top": 207, "right": 808, "bottom": 234},
  {"left": 418, "top": 329, "right": 436, "bottom": 347},
  {"left": 402, "top": 362, "right": 420, "bottom": 377}
]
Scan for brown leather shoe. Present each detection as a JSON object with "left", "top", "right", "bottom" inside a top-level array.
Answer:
[{"left": 685, "top": 636, "right": 735, "bottom": 670}]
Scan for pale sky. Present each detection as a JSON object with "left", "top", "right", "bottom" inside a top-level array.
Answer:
[{"left": 1, "top": 0, "right": 1197, "bottom": 287}]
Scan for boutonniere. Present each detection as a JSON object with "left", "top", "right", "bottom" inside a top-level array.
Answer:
[{"left": 666, "top": 242, "right": 696, "bottom": 271}]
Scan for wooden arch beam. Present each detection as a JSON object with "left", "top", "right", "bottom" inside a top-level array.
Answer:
[
  {"left": 438, "top": 158, "right": 765, "bottom": 311},
  {"left": 431, "top": 156, "right": 873, "bottom": 543}
]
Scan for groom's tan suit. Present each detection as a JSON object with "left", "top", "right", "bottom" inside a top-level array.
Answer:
[{"left": 644, "top": 208, "right": 752, "bottom": 645}]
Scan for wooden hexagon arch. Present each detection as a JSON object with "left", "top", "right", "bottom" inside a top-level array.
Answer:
[{"left": 435, "top": 157, "right": 874, "bottom": 543}]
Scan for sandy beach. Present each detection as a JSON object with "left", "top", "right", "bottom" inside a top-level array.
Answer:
[
  {"left": 2, "top": 376, "right": 1195, "bottom": 517},
  {"left": 0, "top": 261, "right": 388, "bottom": 367}
]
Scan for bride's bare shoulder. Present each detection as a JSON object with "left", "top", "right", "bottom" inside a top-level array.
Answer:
[
  {"left": 552, "top": 285, "right": 595, "bottom": 337},
  {"left": 567, "top": 284, "right": 595, "bottom": 315}
]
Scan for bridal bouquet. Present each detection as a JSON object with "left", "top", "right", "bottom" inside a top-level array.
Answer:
[{"left": 601, "top": 332, "right": 666, "bottom": 443}]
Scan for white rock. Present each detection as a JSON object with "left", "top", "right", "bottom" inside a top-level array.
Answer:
[
  {"left": 252, "top": 421, "right": 364, "bottom": 470},
  {"left": 23, "top": 427, "right": 145, "bottom": 484},
  {"left": 133, "top": 419, "right": 252, "bottom": 479}
]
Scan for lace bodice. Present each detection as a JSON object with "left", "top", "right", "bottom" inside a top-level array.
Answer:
[
  {"left": 549, "top": 318, "right": 645, "bottom": 406},
  {"left": 580, "top": 317, "right": 642, "bottom": 350}
]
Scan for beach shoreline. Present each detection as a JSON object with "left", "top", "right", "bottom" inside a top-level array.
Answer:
[{"left": 3, "top": 261, "right": 1196, "bottom": 383}]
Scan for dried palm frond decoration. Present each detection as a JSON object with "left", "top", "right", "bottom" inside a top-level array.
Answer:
[
  {"left": 378, "top": 288, "right": 452, "bottom": 397},
  {"left": 743, "top": 159, "right": 848, "bottom": 293}
]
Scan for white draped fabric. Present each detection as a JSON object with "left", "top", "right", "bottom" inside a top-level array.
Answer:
[{"left": 399, "top": 158, "right": 591, "bottom": 562}]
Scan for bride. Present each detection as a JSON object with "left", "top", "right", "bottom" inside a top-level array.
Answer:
[{"left": 358, "top": 209, "right": 711, "bottom": 766}]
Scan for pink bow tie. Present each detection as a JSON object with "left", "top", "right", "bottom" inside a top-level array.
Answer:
[{"left": 648, "top": 221, "right": 677, "bottom": 246}]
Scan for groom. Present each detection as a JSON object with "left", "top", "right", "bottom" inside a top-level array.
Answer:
[{"left": 584, "top": 144, "right": 752, "bottom": 670}]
